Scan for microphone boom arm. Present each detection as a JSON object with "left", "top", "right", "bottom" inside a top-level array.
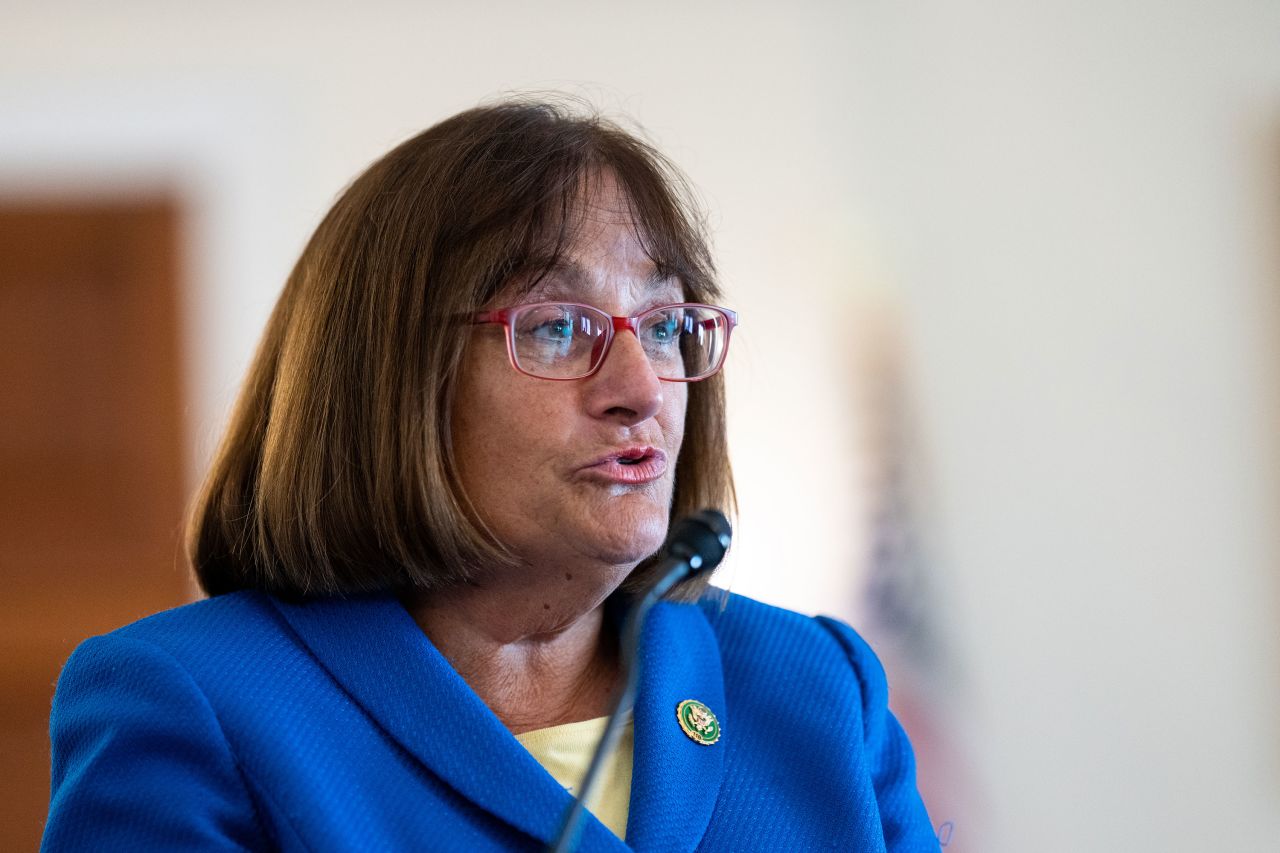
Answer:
[{"left": 547, "top": 509, "right": 731, "bottom": 853}]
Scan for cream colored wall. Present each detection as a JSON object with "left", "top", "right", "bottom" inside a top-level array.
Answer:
[
  {"left": 3, "top": 1, "right": 1279, "bottom": 849},
  {"left": 843, "top": 3, "right": 1280, "bottom": 848}
]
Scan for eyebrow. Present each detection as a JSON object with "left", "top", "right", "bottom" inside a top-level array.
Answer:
[{"left": 520, "top": 258, "right": 679, "bottom": 300}]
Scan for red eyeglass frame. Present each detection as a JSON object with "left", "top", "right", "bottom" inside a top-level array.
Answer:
[{"left": 470, "top": 301, "right": 739, "bottom": 382}]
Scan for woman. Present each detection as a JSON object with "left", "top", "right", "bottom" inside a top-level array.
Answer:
[{"left": 43, "top": 100, "right": 938, "bottom": 851}]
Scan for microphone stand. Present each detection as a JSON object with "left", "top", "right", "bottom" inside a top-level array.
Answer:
[{"left": 547, "top": 510, "right": 730, "bottom": 853}]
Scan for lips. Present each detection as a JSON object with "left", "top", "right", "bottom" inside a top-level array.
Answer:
[{"left": 581, "top": 446, "right": 668, "bottom": 485}]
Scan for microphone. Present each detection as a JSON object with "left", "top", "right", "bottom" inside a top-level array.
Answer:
[
  {"left": 662, "top": 509, "right": 732, "bottom": 577},
  {"left": 549, "top": 509, "right": 732, "bottom": 853}
]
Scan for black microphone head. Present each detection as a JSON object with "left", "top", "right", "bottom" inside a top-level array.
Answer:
[{"left": 663, "top": 509, "right": 732, "bottom": 573}]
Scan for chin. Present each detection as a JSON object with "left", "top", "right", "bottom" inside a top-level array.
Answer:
[{"left": 588, "top": 497, "right": 670, "bottom": 565}]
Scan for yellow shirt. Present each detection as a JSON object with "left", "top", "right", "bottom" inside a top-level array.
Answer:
[{"left": 514, "top": 711, "right": 633, "bottom": 839}]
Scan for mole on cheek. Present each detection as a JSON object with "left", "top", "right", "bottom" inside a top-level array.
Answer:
[
  {"left": 543, "top": 603, "right": 550, "bottom": 610},
  {"left": 565, "top": 573, "right": 573, "bottom": 581}
]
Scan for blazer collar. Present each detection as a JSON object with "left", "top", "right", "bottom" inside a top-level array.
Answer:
[
  {"left": 624, "top": 596, "right": 726, "bottom": 852},
  {"left": 270, "top": 593, "right": 725, "bottom": 852}
]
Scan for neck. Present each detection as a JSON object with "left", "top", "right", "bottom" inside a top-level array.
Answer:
[{"left": 402, "top": 577, "right": 624, "bottom": 734}]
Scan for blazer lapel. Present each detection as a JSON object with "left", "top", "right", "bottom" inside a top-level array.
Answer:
[
  {"left": 625, "top": 600, "right": 726, "bottom": 852},
  {"left": 269, "top": 594, "right": 628, "bottom": 851}
]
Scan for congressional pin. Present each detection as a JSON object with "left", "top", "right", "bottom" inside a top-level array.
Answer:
[{"left": 676, "top": 699, "right": 720, "bottom": 745}]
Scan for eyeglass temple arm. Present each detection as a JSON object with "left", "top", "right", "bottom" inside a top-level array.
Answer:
[{"left": 470, "top": 309, "right": 509, "bottom": 325}]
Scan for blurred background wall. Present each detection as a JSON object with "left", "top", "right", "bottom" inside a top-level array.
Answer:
[{"left": 2, "top": 1, "right": 1279, "bottom": 850}]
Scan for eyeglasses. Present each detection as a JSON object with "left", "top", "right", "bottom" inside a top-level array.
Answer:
[{"left": 471, "top": 302, "right": 738, "bottom": 382}]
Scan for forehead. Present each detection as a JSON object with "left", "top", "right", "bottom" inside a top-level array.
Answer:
[
  {"left": 524, "top": 253, "right": 679, "bottom": 304},
  {"left": 516, "top": 176, "right": 683, "bottom": 306}
]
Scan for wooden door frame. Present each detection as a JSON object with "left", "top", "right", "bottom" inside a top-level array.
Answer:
[{"left": 0, "top": 83, "right": 293, "bottom": 499}]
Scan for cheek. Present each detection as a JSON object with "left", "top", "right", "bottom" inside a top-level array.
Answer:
[
  {"left": 664, "top": 385, "right": 689, "bottom": 459},
  {"left": 453, "top": 355, "right": 569, "bottom": 495},
  {"left": 453, "top": 349, "right": 522, "bottom": 493}
]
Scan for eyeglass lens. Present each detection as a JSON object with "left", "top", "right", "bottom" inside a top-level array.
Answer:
[{"left": 510, "top": 304, "right": 730, "bottom": 380}]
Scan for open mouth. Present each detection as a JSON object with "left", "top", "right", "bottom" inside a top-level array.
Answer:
[{"left": 584, "top": 447, "right": 667, "bottom": 484}]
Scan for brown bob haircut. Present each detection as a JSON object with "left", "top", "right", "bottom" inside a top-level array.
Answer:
[{"left": 188, "top": 98, "right": 735, "bottom": 602}]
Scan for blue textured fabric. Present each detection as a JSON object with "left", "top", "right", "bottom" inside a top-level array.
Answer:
[{"left": 43, "top": 590, "right": 938, "bottom": 852}]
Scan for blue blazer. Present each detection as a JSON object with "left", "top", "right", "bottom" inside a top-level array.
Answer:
[{"left": 44, "top": 590, "right": 938, "bottom": 851}]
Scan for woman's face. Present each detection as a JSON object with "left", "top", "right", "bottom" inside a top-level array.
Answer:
[{"left": 452, "top": 174, "right": 688, "bottom": 583}]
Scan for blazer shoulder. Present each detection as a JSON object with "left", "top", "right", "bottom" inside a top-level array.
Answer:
[
  {"left": 695, "top": 589, "right": 888, "bottom": 702},
  {"left": 47, "top": 612, "right": 273, "bottom": 849},
  {"left": 695, "top": 591, "right": 938, "bottom": 850},
  {"left": 697, "top": 589, "right": 875, "bottom": 663},
  {"left": 101, "top": 590, "right": 285, "bottom": 659}
]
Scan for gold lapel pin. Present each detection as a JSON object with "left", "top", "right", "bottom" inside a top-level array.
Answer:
[{"left": 676, "top": 699, "right": 720, "bottom": 745}]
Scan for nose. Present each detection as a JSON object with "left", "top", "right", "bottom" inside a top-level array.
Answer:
[{"left": 584, "top": 329, "right": 664, "bottom": 426}]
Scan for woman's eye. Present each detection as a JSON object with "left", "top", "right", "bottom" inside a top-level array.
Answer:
[
  {"left": 523, "top": 315, "right": 575, "bottom": 341},
  {"left": 542, "top": 318, "right": 573, "bottom": 339},
  {"left": 644, "top": 315, "right": 681, "bottom": 344}
]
